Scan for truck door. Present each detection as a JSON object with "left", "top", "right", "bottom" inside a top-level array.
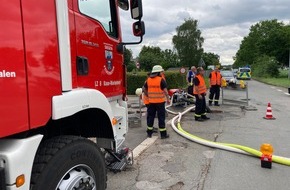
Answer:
[
  {"left": 71, "top": 0, "right": 124, "bottom": 97},
  {"left": 0, "top": 0, "right": 29, "bottom": 137}
]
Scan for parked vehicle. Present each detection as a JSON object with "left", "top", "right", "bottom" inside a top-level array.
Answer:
[
  {"left": 232, "top": 69, "right": 238, "bottom": 77},
  {"left": 0, "top": 0, "right": 145, "bottom": 189},
  {"left": 237, "top": 67, "right": 251, "bottom": 79},
  {"left": 221, "top": 70, "right": 237, "bottom": 87}
]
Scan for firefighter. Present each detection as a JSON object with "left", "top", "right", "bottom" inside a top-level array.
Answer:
[
  {"left": 209, "top": 65, "right": 222, "bottom": 106},
  {"left": 142, "top": 72, "right": 151, "bottom": 108},
  {"left": 193, "top": 67, "right": 210, "bottom": 121},
  {"left": 142, "top": 72, "right": 158, "bottom": 133},
  {"left": 186, "top": 66, "right": 197, "bottom": 95},
  {"left": 161, "top": 69, "right": 166, "bottom": 81},
  {"left": 143, "top": 65, "right": 170, "bottom": 139}
]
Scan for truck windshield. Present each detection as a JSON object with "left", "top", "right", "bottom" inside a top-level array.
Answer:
[{"left": 78, "top": 0, "right": 118, "bottom": 38}]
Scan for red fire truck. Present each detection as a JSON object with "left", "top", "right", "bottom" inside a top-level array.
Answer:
[{"left": 0, "top": 0, "right": 145, "bottom": 189}]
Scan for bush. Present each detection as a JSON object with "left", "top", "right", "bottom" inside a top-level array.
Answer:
[
  {"left": 252, "top": 55, "right": 279, "bottom": 78},
  {"left": 278, "top": 69, "right": 289, "bottom": 78},
  {"left": 126, "top": 62, "right": 136, "bottom": 72},
  {"left": 127, "top": 72, "right": 148, "bottom": 95},
  {"left": 126, "top": 71, "right": 188, "bottom": 95}
]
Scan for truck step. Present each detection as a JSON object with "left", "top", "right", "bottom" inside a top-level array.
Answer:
[
  {"left": 106, "top": 148, "right": 133, "bottom": 173},
  {"left": 108, "top": 157, "right": 127, "bottom": 172}
]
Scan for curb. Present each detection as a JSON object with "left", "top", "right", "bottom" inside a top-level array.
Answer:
[{"left": 133, "top": 136, "right": 158, "bottom": 160}]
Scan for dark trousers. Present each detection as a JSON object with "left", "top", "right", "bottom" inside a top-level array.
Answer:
[
  {"left": 147, "top": 102, "right": 167, "bottom": 136},
  {"left": 209, "top": 85, "right": 220, "bottom": 105},
  {"left": 194, "top": 94, "right": 206, "bottom": 119},
  {"left": 187, "top": 85, "right": 193, "bottom": 95}
]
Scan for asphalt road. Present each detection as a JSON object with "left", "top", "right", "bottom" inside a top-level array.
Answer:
[{"left": 107, "top": 80, "right": 290, "bottom": 190}]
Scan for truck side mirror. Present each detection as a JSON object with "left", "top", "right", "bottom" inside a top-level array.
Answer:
[
  {"left": 130, "top": 0, "right": 143, "bottom": 20},
  {"left": 132, "top": 21, "right": 145, "bottom": 37},
  {"left": 118, "top": 0, "right": 129, "bottom": 11}
]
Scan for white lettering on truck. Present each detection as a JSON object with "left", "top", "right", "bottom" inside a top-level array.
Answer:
[
  {"left": 0, "top": 70, "right": 16, "bottom": 78},
  {"left": 103, "top": 80, "right": 121, "bottom": 86},
  {"left": 95, "top": 80, "right": 121, "bottom": 87}
]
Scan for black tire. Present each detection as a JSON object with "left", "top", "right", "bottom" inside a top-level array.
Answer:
[{"left": 30, "top": 136, "right": 107, "bottom": 190}]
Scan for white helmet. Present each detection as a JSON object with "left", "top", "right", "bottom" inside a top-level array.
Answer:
[
  {"left": 135, "top": 88, "right": 142, "bottom": 96},
  {"left": 151, "top": 65, "right": 164, "bottom": 73}
]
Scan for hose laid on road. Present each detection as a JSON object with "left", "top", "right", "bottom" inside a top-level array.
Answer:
[{"left": 167, "top": 104, "right": 290, "bottom": 166}]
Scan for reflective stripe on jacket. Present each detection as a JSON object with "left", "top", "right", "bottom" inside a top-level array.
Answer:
[
  {"left": 194, "top": 75, "right": 207, "bottom": 95},
  {"left": 142, "top": 93, "right": 149, "bottom": 105},
  {"left": 147, "top": 76, "right": 165, "bottom": 103},
  {"left": 210, "top": 71, "right": 222, "bottom": 86}
]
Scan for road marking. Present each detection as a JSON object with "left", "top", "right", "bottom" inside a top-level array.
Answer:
[
  {"left": 133, "top": 136, "right": 158, "bottom": 159},
  {"left": 166, "top": 118, "right": 173, "bottom": 125},
  {"left": 270, "top": 86, "right": 289, "bottom": 96}
]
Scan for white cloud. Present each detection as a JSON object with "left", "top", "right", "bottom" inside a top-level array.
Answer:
[{"left": 120, "top": 0, "right": 290, "bottom": 65}]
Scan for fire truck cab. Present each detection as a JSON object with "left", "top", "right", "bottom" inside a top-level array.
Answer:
[{"left": 0, "top": 0, "right": 145, "bottom": 189}]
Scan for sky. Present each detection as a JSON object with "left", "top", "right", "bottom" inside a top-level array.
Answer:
[{"left": 120, "top": 0, "right": 289, "bottom": 65}]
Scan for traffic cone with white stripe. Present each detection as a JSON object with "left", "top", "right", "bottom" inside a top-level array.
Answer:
[{"left": 263, "top": 103, "right": 275, "bottom": 120}]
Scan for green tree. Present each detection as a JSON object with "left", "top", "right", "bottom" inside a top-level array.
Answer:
[
  {"left": 138, "top": 46, "right": 165, "bottom": 72},
  {"left": 124, "top": 47, "right": 132, "bottom": 65},
  {"left": 124, "top": 47, "right": 135, "bottom": 72},
  {"left": 234, "top": 19, "right": 290, "bottom": 68},
  {"left": 202, "top": 52, "right": 220, "bottom": 68},
  {"left": 251, "top": 55, "right": 279, "bottom": 78},
  {"left": 278, "top": 24, "right": 290, "bottom": 67},
  {"left": 172, "top": 18, "right": 204, "bottom": 68},
  {"left": 162, "top": 49, "right": 179, "bottom": 69}
]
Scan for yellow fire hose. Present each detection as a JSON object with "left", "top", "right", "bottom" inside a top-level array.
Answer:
[{"left": 167, "top": 103, "right": 290, "bottom": 166}]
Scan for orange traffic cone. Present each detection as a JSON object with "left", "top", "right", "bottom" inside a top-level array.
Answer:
[{"left": 263, "top": 103, "right": 276, "bottom": 120}]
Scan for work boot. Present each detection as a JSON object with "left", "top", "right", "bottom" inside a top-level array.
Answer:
[
  {"left": 160, "top": 131, "right": 169, "bottom": 139},
  {"left": 202, "top": 116, "right": 210, "bottom": 120},
  {"left": 161, "top": 134, "right": 170, "bottom": 139},
  {"left": 147, "top": 132, "right": 152, "bottom": 138},
  {"left": 195, "top": 117, "right": 204, "bottom": 122},
  {"left": 147, "top": 129, "right": 153, "bottom": 138}
]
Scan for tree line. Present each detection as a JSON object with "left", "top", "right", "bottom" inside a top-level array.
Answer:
[
  {"left": 234, "top": 19, "right": 290, "bottom": 77},
  {"left": 124, "top": 18, "right": 220, "bottom": 72},
  {"left": 124, "top": 18, "right": 290, "bottom": 78}
]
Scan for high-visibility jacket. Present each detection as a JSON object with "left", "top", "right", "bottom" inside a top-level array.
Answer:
[
  {"left": 142, "top": 93, "right": 149, "bottom": 105},
  {"left": 161, "top": 73, "right": 167, "bottom": 101},
  {"left": 147, "top": 76, "right": 165, "bottom": 103},
  {"left": 210, "top": 71, "right": 222, "bottom": 86},
  {"left": 194, "top": 75, "right": 207, "bottom": 95}
]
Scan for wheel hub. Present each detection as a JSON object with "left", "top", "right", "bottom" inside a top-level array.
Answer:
[{"left": 57, "top": 165, "right": 96, "bottom": 190}]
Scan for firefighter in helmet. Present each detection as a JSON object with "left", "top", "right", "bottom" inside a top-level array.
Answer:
[
  {"left": 193, "top": 67, "right": 210, "bottom": 121},
  {"left": 143, "top": 65, "right": 170, "bottom": 139}
]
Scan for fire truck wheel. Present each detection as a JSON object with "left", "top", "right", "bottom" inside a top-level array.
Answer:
[{"left": 30, "top": 135, "right": 107, "bottom": 190}]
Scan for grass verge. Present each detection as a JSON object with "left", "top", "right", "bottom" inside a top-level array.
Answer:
[{"left": 253, "top": 77, "right": 290, "bottom": 88}]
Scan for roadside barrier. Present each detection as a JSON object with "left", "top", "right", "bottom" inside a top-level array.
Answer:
[{"left": 221, "top": 80, "right": 249, "bottom": 106}]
